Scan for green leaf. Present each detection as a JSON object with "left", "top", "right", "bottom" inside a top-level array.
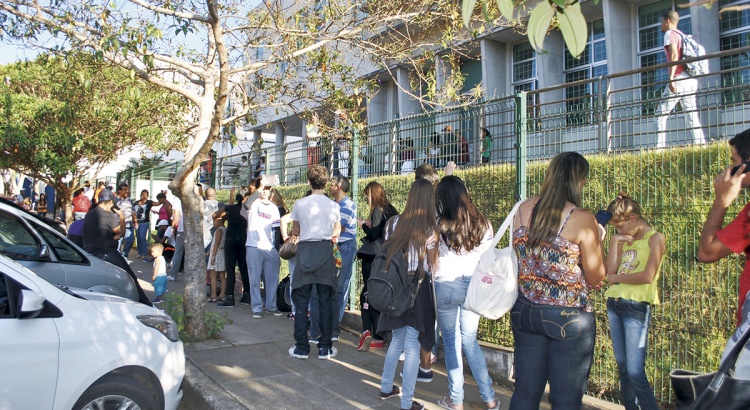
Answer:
[
  {"left": 527, "top": 1, "right": 556, "bottom": 53},
  {"left": 462, "top": 0, "right": 478, "bottom": 28},
  {"left": 551, "top": 0, "right": 567, "bottom": 9},
  {"left": 83, "top": 78, "right": 91, "bottom": 91},
  {"left": 482, "top": 1, "right": 493, "bottom": 25},
  {"left": 496, "top": 0, "right": 514, "bottom": 20},
  {"left": 557, "top": 2, "right": 587, "bottom": 58}
]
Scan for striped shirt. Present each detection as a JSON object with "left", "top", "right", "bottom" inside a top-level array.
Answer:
[{"left": 338, "top": 196, "right": 357, "bottom": 243}]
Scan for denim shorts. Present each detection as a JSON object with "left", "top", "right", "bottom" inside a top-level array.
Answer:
[{"left": 153, "top": 275, "right": 168, "bottom": 296}]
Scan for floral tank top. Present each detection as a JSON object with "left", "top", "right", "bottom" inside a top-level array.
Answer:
[{"left": 512, "top": 206, "right": 593, "bottom": 312}]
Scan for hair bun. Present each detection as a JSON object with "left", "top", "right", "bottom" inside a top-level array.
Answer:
[{"left": 617, "top": 191, "right": 630, "bottom": 200}]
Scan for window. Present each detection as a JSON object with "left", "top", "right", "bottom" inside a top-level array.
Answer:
[
  {"left": 564, "top": 19, "right": 607, "bottom": 125},
  {"left": 460, "top": 59, "right": 483, "bottom": 95},
  {"left": 638, "top": 0, "right": 692, "bottom": 114},
  {"left": 720, "top": 0, "right": 750, "bottom": 104},
  {"left": 33, "top": 222, "right": 84, "bottom": 264},
  {"left": 0, "top": 213, "right": 40, "bottom": 260},
  {"left": 512, "top": 42, "right": 540, "bottom": 130}
]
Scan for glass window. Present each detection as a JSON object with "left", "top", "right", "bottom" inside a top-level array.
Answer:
[
  {"left": 720, "top": 0, "right": 750, "bottom": 104},
  {"left": 33, "top": 222, "right": 85, "bottom": 264},
  {"left": 638, "top": 0, "right": 692, "bottom": 115},
  {"left": 0, "top": 213, "right": 40, "bottom": 260},
  {"left": 512, "top": 42, "right": 540, "bottom": 131},
  {"left": 563, "top": 19, "right": 607, "bottom": 125}
]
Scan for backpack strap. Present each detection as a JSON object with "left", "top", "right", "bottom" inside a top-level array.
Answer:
[{"left": 488, "top": 200, "right": 524, "bottom": 250}]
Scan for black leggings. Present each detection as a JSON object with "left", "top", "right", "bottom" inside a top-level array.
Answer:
[{"left": 360, "top": 258, "right": 384, "bottom": 341}]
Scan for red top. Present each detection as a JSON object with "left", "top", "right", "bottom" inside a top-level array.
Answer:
[
  {"left": 716, "top": 202, "right": 750, "bottom": 326},
  {"left": 664, "top": 29, "right": 685, "bottom": 77}
]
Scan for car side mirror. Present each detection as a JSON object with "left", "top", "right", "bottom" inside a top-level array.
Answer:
[
  {"left": 18, "top": 289, "right": 46, "bottom": 319},
  {"left": 38, "top": 245, "right": 51, "bottom": 261}
]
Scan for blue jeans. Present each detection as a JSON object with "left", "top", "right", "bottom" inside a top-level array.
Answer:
[
  {"left": 607, "top": 298, "right": 659, "bottom": 410},
  {"left": 136, "top": 223, "right": 150, "bottom": 257},
  {"left": 153, "top": 275, "right": 168, "bottom": 297},
  {"left": 435, "top": 277, "right": 496, "bottom": 405},
  {"left": 509, "top": 294, "right": 596, "bottom": 410},
  {"left": 246, "top": 246, "right": 281, "bottom": 313},
  {"left": 381, "top": 325, "right": 421, "bottom": 409},
  {"left": 118, "top": 226, "right": 135, "bottom": 258}
]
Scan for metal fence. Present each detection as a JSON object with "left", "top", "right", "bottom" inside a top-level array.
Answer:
[{"left": 216, "top": 46, "right": 750, "bottom": 406}]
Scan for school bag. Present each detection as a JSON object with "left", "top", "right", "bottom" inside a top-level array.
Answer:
[
  {"left": 366, "top": 219, "right": 425, "bottom": 317},
  {"left": 675, "top": 30, "right": 708, "bottom": 76}
]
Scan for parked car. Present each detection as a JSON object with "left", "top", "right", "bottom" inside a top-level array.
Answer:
[
  {"left": 0, "top": 254, "right": 184, "bottom": 409},
  {"left": 0, "top": 199, "right": 139, "bottom": 301}
]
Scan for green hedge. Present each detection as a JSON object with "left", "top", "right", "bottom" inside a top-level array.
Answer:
[{"left": 223, "top": 143, "right": 744, "bottom": 405}]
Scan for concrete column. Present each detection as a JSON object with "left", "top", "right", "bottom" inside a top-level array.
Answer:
[
  {"left": 603, "top": 0, "right": 637, "bottom": 92},
  {"left": 274, "top": 122, "right": 285, "bottom": 183},
  {"left": 396, "top": 67, "right": 420, "bottom": 117},
  {"left": 481, "top": 38, "right": 508, "bottom": 100}
]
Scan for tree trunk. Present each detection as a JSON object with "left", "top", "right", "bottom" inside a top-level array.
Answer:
[{"left": 54, "top": 183, "right": 73, "bottom": 225}]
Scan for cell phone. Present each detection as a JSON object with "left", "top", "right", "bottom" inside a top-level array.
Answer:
[
  {"left": 731, "top": 161, "right": 750, "bottom": 176},
  {"left": 595, "top": 210, "right": 613, "bottom": 227}
]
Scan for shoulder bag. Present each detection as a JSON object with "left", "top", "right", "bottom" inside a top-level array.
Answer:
[
  {"left": 279, "top": 236, "right": 298, "bottom": 260},
  {"left": 463, "top": 200, "right": 523, "bottom": 320},
  {"left": 670, "top": 323, "right": 750, "bottom": 410}
]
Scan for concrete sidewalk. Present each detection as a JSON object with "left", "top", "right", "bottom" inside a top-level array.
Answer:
[{"left": 127, "top": 257, "right": 621, "bottom": 410}]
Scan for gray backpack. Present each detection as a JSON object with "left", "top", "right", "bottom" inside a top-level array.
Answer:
[{"left": 676, "top": 30, "right": 708, "bottom": 76}]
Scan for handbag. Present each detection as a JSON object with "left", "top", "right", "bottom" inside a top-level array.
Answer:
[
  {"left": 463, "top": 200, "right": 523, "bottom": 320},
  {"left": 670, "top": 324, "right": 750, "bottom": 410},
  {"left": 356, "top": 237, "right": 383, "bottom": 259},
  {"left": 279, "top": 236, "right": 298, "bottom": 260}
]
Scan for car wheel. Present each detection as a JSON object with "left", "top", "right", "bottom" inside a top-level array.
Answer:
[{"left": 74, "top": 374, "right": 159, "bottom": 410}]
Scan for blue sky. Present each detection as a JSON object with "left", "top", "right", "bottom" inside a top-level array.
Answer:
[{"left": 0, "top": 42, "right": 40, "bottom": 65}]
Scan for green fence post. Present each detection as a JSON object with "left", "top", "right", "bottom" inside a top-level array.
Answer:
[
  {"left": 515, "top": 91, "right": 528, "bottom": 201},
  {"left": 349, "top": 126, "right": 360, "bottom": 313}
]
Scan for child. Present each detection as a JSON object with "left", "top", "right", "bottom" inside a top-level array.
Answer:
[
  {"left": 207, "top": 215, "right": 227, "bottom": 302},
  {"left": 151, "top": 243, "right": 168, "bottom": 304},
  {"left": 605, "top": 192, "right": 666, "bottom": 410}
]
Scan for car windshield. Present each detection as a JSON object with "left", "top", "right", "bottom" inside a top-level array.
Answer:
[{"left": 0, "top": 213, "right": 40, "bottom": 260}]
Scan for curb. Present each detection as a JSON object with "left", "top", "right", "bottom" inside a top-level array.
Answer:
[{"left": 181, "top": 358, "right": 247, "bottom": 410}]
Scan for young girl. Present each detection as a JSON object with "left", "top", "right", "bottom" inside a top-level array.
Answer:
[
  {"left": 207, "top": 215, "right": 227, "bottom": 302},
  {"left": 151, "top": 243, "right": 168, "bottom": 304},
  {"left": 605, "top": 193, "right": 666, "bottom": 410},
  {"left": 434, "top": 176, "right": 498, "bottom": 410},
  {"left": 378, "top": 178, "right": 437, "bottom": 410}
]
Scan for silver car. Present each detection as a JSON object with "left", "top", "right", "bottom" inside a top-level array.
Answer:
[{"left": 0, "top": 200, "right": 139, "bottom": 301}]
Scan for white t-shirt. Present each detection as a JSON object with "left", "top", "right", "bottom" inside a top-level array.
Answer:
[
  {"left": 291, "top": 194, "right": 340, "bottom": 242},
  {"left": 153, "top": 255, "right": 167, "bottom": 277},
  {"left": 171, "top": 196, "right": 184, "bottom": 233},
  {"left": 434, "top": 224, "right": 494, "bottom": 282},
  {"left": 203, "top": 199, "right": 219, "bottom": 247},
  {"left": 246, "top": 199, "right": 280, "bottom": 250}
]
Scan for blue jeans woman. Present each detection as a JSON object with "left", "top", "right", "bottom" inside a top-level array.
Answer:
[{"left": 137, "top": 222, "right": 150, "bottom": 258}]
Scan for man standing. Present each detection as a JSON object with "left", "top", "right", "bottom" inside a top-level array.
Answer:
[
  {"left": 245, "top": 177, "right": 283, "bottom": 318},
  {"left": 116, "top": 183, "right": 137, "bottom": 260},
  {"left": 288, "top": 164, "right": 341, "bottom": 360},
  {"left": 329, "top": 176, "right": 357, "bottom": 339},
  {"left": 216, "top": 192, "right": 251, "bottom": 307},
  {"left": 654, "top": 10, "right": 705, "bottom": 148},
  {"left": 83, "top": 189, "right": 151, "bottom": 306}
]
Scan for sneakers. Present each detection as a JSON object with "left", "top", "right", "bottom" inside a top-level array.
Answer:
[
  {"left": 287, "top": 312, "right": 294, "bottom": 320},
  {"left": 431, "top": 352, "right": 437, "bottom": 364},
  {"left": 288, "top": 345, "right": 308, "bottom": 359},
  {"left": 218, "top": 296, "right": 235, "bottom": 308},
  {"left": 239, "top": 293, "right": 251, "bottom": 305},
  {"left": 379, "top": 386, "right": 400, "bottom": 400},
  {"left": 331, "top": 336, "right": 339, "bottom": 342},
  {"left": 265, "top": 309, "right": 284, "bottom": 317},
  {"left": 399, "top": 351, "right": 405, "bottom": 361},
  {"left": 252, "top": 311, "right": 262, "bottom": 318},
  {"left": 151, "top": 298, "right": 164, "bottom": 304},
  {"left": 317, "top": 346, "right": 338, "bottom": 359},
  {"left": 400, "top": 368, "right": 434, "bottom": 383},
  {"left": 309, "top": 338, "right": 319, "bottom": 345},
  {"left": 167, "top": 275, "right": 176, "bottom": 282},
  {"left": 370, "top": 339, "right": 385, "bottom": 349},
  {"left": 403, "top": 401, "right": 424, "bottom": 410},
  {"left": 357, "top": 330, "right": 372, "bottom": 352}
]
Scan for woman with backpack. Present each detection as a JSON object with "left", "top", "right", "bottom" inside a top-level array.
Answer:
[
  {"left": 356, "top": 181, "right": 398, "bottom": 351},
  {"left": 434, "top": 176, "right": 498, "bottom": 410},
  {"left": 509, "top": 152, "right": 606, "bottom": 409},
  {"left": 377, "top": 178, "right": 437, "bottom": 410}
]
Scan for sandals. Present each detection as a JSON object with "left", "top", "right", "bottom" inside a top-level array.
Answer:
[
  {"left": 217, "top": 296, "right": 225, "bottom": 302},
  {"left": 208, "top": 298, "right": 217, "bottom": 303}
]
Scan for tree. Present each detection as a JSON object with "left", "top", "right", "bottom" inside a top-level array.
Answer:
[
  {"left": 0, "top": 0, "right": 511, "bottom": 339},
  {"left": 0, "top": 53, "right": 186, "bottom": 223}
]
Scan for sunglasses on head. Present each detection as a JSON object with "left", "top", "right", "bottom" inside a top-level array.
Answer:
[{"left": 263, "top": 186, "right": 272, "bottom": 190}]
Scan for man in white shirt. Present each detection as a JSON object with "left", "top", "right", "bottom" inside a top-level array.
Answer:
[{"left": 245, "top": 177, "right": 282, "bottom": 318}]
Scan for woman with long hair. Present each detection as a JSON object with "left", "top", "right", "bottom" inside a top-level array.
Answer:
[
  {"left": 357, "top": 181, "right": 399, "bottom": 351},
  {"left": 605, "top": 193, "right": 665, "bottom": 410},
  {"left": 378, "top": 178, "right": 438, "bottom": 410},
  {"left": 509, "top": 152, "right": 606, "bottom": 409},
  {"left": 434, "top": 176, "right": 498, "bottom": 410}
]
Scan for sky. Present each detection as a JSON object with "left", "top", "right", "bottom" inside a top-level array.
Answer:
[{"left": 0, "top": 42, "right": 41, "bottom": 65}]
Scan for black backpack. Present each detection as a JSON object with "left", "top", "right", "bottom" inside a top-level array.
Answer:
[{"left": 366, "top": 234, "right": 425, "bottom": 318}]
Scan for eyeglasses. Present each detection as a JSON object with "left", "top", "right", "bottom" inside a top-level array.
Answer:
[{"left": 263, "top": 186, "right": 272, "bottom": 190}]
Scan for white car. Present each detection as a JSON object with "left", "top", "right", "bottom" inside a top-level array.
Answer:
[{"left": 0, "top": 255, "right": 184, "bottom": 410}]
